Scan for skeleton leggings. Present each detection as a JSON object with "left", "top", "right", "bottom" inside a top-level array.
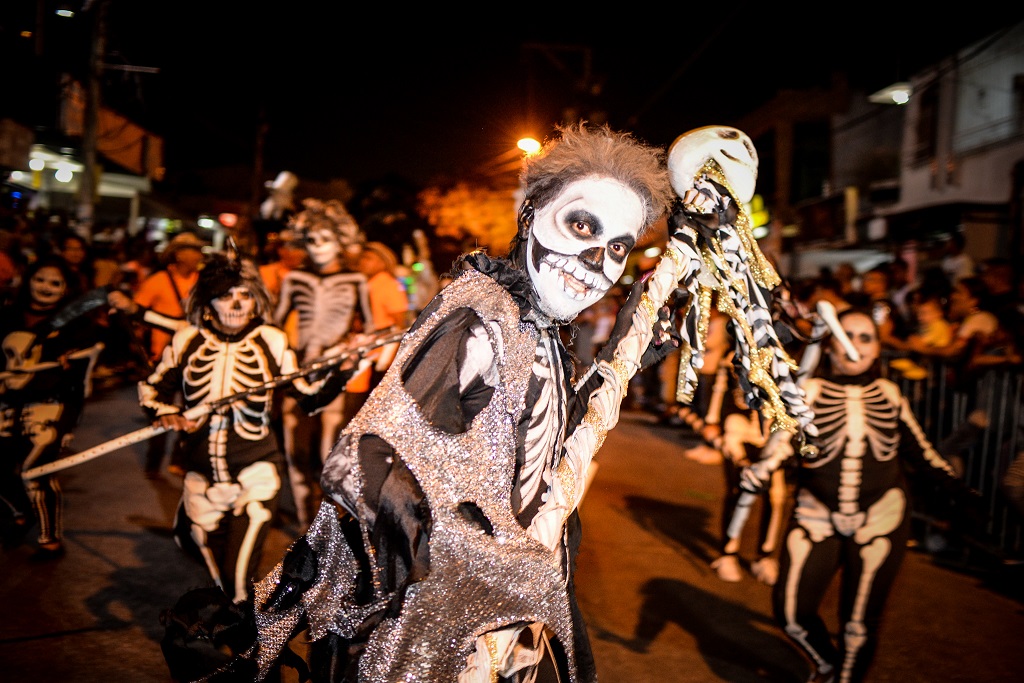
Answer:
[
  {"left": 763, "top": 376, "right": 962, "bottom": 683},
  {"left": 773, "top": 487, "right": 911, "bottom": 683},
  {"left": 0, "top": 402, "right": 69, "bottom": 545}
]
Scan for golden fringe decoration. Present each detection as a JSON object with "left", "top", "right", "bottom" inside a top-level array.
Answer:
[{"left": 484, "top": 633, "right": 500, "bottom": 683}]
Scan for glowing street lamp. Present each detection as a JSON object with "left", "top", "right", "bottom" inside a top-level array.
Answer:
[{"left": 517, "top": 137, "right": 542, "bottom": 155}]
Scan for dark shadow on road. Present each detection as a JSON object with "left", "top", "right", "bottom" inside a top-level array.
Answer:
[
  {"left": 622, "top": 494, "right": 721, "bottom": 568},
  {"left": 591, "top": 576, "right": 806, "bottom": 682},
  {"left": 78, "top": 526, "right": 213, "bottom": 645}
]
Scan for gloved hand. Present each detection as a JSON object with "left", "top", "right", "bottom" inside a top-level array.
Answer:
[
  {"left": 264, "top": 535, "right": 318, "bottom": 613},
  {"left": 666, "top": 178, "right": 740, "bottom": 240},
  {"left": 738, "top": 461, "right": 772, "bottom": 494}
]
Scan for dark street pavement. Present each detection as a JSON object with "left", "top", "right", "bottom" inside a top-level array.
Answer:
[{"left": 2, "top": 381, "right": 1023, "bottom": 682}]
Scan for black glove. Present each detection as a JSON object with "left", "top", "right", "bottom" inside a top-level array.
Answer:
[
  {"left": 640, "top": 303, "right": 682, "bottom": 370},
  {"left": 264, "top": 536, "right": 319, "bottom": 613},
  {"left": 666, "top": 180, "right": 740, "bottom": 240}
]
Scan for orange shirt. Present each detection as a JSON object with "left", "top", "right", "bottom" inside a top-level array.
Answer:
[
  {"left": 133, "top": 266, "right": 199, "bottom": 360},
  {"left": 347, "top": 272, "right": 409, "bottom": 393}
]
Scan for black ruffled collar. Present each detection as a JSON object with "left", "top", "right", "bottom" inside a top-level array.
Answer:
[{"left": 457, "top": 251, "right": 560, "bottom": 328}]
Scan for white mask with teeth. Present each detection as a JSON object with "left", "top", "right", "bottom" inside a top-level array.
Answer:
[
  {"left": 211, "top": 286, "right": 256, "bottom": 334},
  {"left": 525, "top": 176, "right": 645, "bottom": 322}
]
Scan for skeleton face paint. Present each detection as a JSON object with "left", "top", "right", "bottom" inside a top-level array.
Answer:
[
  {"left": 29, "top": 266, "right": 67, "bottom": 311},
  {"left": 211, "top": 286, "right": 256, "bottom": 334},
  {"left": 829, "top": 312, "right": 880, "bottom": 376},
  {"left": 526, "top": 177, "right": 644, "bottom": 321},
  {"left": 304, "top": 228, "right": 342, "bottom": 268}
]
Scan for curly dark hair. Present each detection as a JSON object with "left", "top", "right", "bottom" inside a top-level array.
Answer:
[{"left": 185, "top": 252, "right": 271, "bottom": 327}]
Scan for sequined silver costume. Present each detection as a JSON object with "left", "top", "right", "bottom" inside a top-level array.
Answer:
[{"left": 248, "top": 267, "right": 590, "bottom": 681}]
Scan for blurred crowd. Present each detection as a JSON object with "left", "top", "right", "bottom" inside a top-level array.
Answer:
[{"left": 0, "top": 205, "right": 441, "bottom": 383}]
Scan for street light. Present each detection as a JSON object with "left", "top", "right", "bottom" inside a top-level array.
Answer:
[
  {"left": 869, "top": 82, "right": 913, "bottom": 105},
  {"left": 517, "top": 137, "right": 542, "bottom": 155}
]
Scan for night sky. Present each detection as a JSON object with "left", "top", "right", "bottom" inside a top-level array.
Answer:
[{"left": 83, "top": 2, "right": 1024, "bottom": 189}]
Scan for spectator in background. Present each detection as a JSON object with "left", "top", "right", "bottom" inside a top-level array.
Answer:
[
  {"left": 925, "top": 276, "right": 999, "bottom": 365},
  {"left": 122, "top": 232, "right": 205, "bottom": 478},
  {"left": 258, "top": 229, "right": 306, "bottom": 308},
  {"left": 979, "top": 257, "right": 1024, "bottom": 353},
  {"left": 901, "top": 293, "right": 954, "bottom": 354},
  {"left": 889, "top": 256, "right": 918, "bottom": 326},
  {"left": 857, "top": 265, "right": 909, "bottom": 348},
  {"left": 133, "top": 232, "right": 205, "bottom": 364},
  {"left": 55, "top": 232, "right": 95, "bottom": 293},
  {"left": 348, "top": 240, "right": 409, "bottom": 411},
  {"left": 807, "top": 275, "right": 853, "bottom": 317},
  {"left": 831, "top": 262, "right": 858, "bottom": 300},
  {"left": 940, "top": 231, "right": 975, "bottom": 284}
]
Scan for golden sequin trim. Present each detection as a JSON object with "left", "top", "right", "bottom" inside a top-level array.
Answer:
[
  {"left": 638, "top": 293, "right": 657, "bottom": 324},
  {"left": 665, "top": 245, "right": 687, "bottom": 274},
  {"left": 484, "top": 633, "right": 500, "bottom": 683},
  {"left": 582, "top": 404, "right": 608, "bottom": 456},
  {"left": 556, "top": 458, "right": 579, "bottom": 525},
  {"left": 610, "top": 358, "right": 633, "bottom": 393}
]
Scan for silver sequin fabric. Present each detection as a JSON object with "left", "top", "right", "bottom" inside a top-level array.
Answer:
[{"left": 249, "top": 271, "right": 580, "bottom": 682}]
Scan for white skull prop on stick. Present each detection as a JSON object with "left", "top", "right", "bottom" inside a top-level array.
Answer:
[{"left": 655, "top": 126, "right": 814, "bottom": 439}]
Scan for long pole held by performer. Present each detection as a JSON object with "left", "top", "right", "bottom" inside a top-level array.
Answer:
[{"left": 21, "top": 329, "right": 406, "bottom": 480}]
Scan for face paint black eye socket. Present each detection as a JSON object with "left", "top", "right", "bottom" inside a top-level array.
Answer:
[{"left": 572, "top": 220, "right": 594, "bottom": 237}]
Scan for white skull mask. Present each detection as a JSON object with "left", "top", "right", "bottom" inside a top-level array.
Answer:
[
  {"left": 304, "top": 228, "right": 342, "bottom": 269},
  {"left": 211, "top": 286, "right": 256, "bottom": 334},
  {"left": 29, "top": 266, "right": 67, "bottom": 311},
  {"left": 667, "top": 126, "right": 758, "bottom": 203},
  {"left": 525, "top": 177, "right": 645, "bottom": 322},
  {"left": 2, "top": 331, "right": 41, "bottom": 391}
]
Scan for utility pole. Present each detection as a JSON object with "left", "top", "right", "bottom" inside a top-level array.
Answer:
[{"left": 77, "top": 0, "right": 107, "bottom": 237}]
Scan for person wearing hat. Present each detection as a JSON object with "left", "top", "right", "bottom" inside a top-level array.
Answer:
[
  {"left": 258, "top": 229, "right": 307, "bottom": 308},
  {"left": 349, "top": 240, "right": 409, "bottom": 401},
  {"left": 131, "top": 233, "right": 206, "bottom": 362},
  {"left": 111, "top": 232, "right": 205, "bottom": 477}
]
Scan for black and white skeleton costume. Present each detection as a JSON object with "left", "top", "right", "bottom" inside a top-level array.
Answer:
[
  {"left": 273, "top": 198, "right": 374, "bottom": 528},
  {"left": 741, "top": 309, "right": 974, "bottom": 683},
  {"left": 0, "top": 257, "right": 103, "bottom": 558},
  {"left": 140, "top": 253, "right": 347, "bottom": 602}
]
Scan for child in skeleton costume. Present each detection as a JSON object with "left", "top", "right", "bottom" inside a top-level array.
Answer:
[
  {"left": 739, "top": 308, "right": 977, "bottom": 683},
  {"left": 139, "top": 252, "right": 351, "bottom": 603},
  {"left": 0, "top": 256, "right": 104, "bottom": 559},
  {"left": 184, "top": 124, "right": 817, "bottom": 683},
  {"left": 273, "top": 198, "right": 375, "bottom": 528}
]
